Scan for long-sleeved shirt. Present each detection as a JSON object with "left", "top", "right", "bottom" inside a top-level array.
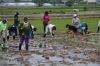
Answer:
[
  {"left": 21, "top": 22, "right": 32, "bottom": 37},
  {"left": 72, "top": 17, "right": 80, "bottom": 27},
  {"left": 45, "top": 24, "right": 55, "bottom": 34},
  {"left": 98, "top": 20, "right": 100, "bottom": 27},
  {"left": 0, "top": 21, "right": 7, "bottom": 32},
  {"left": 42, "top": 15, "right": 49, "bottom": 24}
]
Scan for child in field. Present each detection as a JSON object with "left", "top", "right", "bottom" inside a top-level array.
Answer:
[
  {"left": 19, "top": 17, "right": 32, "bottom": 51},
  {"left": 42, "top": 11, "right": 50, "bottom": 33},
  {"left": 43, "top": 24, "right": 56, "bottom": 38}
]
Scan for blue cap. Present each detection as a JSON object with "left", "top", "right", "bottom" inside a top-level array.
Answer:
[{"left": 2, "top": 18, "right": 8, "bottom": 23}]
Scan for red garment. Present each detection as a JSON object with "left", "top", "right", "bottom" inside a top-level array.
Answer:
[{"left": 43, "top": 15, "right": 49, "bottom": 24}]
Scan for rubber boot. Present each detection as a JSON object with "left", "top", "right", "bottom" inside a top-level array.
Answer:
[
  {"left": 43, "top": 34, "right": 46, "bottom": 38},
  {"left": 3, "top": 38, "right": 6, "bottom": 43},
  {"left": 26, "top": 44, "right": 28, "bottom": 51},
  {"left": 7, "top": 36, "right": 9, "bottom": 41},
  {"left": 13, "top": 36, "right": 15, "bottom": 40},
  {"left": 52, "top": 33, "right": 54, "bottom": 38},
  {"left": 19, "top": 44, "right": 22, "bottom": 50}
]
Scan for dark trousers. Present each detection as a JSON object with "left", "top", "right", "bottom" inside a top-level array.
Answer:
[
  {"left": 43, "top": 23, "right": 48, "bottom": 33},
  {"left": 19, "top": 35, "right": 29, "bottom": 50},
  {"left": 97, "top": 26, "right": 100, "bottom": 32}
]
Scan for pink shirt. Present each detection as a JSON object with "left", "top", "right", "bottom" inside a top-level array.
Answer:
[{"left": 42, "top": 15, "right": 49, "bottom": 24}]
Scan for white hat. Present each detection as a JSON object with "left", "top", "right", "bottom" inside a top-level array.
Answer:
[{"left": 73, "top": 14, "right": 77, "bottom": 17}]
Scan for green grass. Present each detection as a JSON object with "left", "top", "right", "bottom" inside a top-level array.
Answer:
[
  {"left": 7, "top": 18, "right": 100, "bottom": 33},
  {"left": 0, "top": 4, "right": 100, "bottom": 14}
]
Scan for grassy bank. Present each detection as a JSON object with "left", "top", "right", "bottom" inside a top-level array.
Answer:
[{"left": 0, "top": 4, "right": 100, "bottom": 15}]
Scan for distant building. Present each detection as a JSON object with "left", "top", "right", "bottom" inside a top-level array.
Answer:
[
  {"left": 84, "top": 0, "right": 100, "bottom": 3},
  {"left": 97, "top": 0, "right": 100, "bottom": 3}
]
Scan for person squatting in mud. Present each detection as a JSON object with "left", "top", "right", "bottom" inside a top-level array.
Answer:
[
  {"left": 19, "top": 17, "right": 32, "bottom": 51},
  {"left": 43, "top": 24, "right": 56, "bottom": 38},
  {"left": 78, "top": 22, "right": 88, "bottom": 35},
  {"left": 7, "top": 12, "right": 20, "bottom": 40},
  {"left": 66, "top": 24, "right": 77, "bottom": 39},
  {"left": 7, "top": 24, "right": 18, "bottom": 40}
]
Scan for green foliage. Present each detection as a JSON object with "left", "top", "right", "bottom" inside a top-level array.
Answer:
[
  {"left": 83, "top": 7, "right": 88, "bottom": 11},
  {"left": 0, "top": 4, "right": 100, "bottom": 15},
  {"left": 65, "top": 0, "right": 74, "bottom": 7},
  {"left": 15, "top": 0, "right": 20, "bottom": 2}
]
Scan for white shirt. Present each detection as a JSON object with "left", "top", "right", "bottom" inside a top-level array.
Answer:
[
  {"left": 45, "top": 24, "right": 55, "bottom": 34},
  {"left": 31, "top": 25, "right": 34, "bottom": 29},
  {"left": 98, "top": 20, "right": 100, "bottom": 27},
  {"left": 72, "top": 17, "right": 80, "bottom": 26}
]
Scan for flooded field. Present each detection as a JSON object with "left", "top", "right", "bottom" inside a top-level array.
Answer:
[{"left": 0, "top": 33, "right": 100, "bottom": 66}]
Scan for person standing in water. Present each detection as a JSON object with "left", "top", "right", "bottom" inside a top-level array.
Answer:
[
  {"left": 42, "top": 11, "right": 50, "bottom": 33},
  {"left": 19, "top": 17, "right": 32, "bottom": 51}
]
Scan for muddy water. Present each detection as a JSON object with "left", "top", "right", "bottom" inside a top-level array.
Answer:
[
  {"left": 79, "top": 63, "right": 100, "bottom": 66},
  {"left": 0, "top": 34, "right": 100, "bottom": 66}
]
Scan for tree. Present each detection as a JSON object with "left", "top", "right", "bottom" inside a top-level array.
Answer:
[
  {"left": 65, "top": 0, "right": 74, "bottom": 7},
  {"left": 0, "top": 0, "right": 3, "bottom": 3},
  {"left": 15, "top": 0, "right": 20, "bottom": 2}
]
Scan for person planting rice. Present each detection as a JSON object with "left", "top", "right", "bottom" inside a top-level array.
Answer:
[
  {"left": 78, "top": 22, "right": 88, "bottom": 35},
  {"left": 0, "top": 18, "right": 9, "bottom": 50},
  {"left": 0, "top": 18, "right": 8, "bottom": 43},
  {"left": 43, "top": 24, "right": 56, "bottom": 38},
  {"left": 66, "top": 24, "right": 77, "bottom": 40},
  {"left": 72, "top": 14, "right": 80, "bottom": 28},
  {"left": 19, "top": 17, "right": 32, "bottom": 51},
  {"left": 7, "top": 24, "right": 17, "bottom": 40}
]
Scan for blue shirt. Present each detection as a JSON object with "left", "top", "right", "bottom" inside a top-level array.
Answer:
[{"left": 78, "top": 22, "right": 88, "bottom": 29}]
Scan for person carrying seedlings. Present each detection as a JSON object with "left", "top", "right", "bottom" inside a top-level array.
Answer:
[
  {"left": 43, "top": 24, "right": 56, "bottom": 38},
  {"left": 42, "top": 11, "right": 50, "bottom": 33},
  {"left": 72, "top": 14, "right": 80, "bottom": 28},
  {"left": 19, "top": 17, "right": 32, "bottom": 51},
  {"left": 97, "top": 20, "right": 100, "bottom": 33},
  {"left": 0, "top": 18, "right": 9, "bottom": 49}
]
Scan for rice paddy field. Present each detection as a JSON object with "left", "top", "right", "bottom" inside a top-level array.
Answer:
[
  {"left": 0, "top": 4, "right": 100, "bottom": 66},
  {"left": 7, "top": 18, "right": 100, "bottom": 33}
]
